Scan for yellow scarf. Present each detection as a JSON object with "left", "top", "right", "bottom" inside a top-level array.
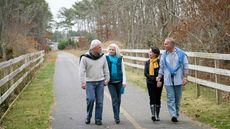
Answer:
[{"left": 149, "top": 58, "right": 158, "bottom": 76}]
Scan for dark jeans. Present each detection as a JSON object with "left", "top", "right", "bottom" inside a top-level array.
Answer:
[
  {"left": 86, "top": 80, "right": 104, "bottom": 121},
  {"left": 146, "top": 82, "right": 163, "bottom": 105},
  {"left": 108, "top": 82, "right": 122, "bottom": 120}
]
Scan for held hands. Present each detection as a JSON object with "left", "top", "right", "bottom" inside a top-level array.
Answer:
[
  {"left": 157, "top": 81, "right": 162, "bottom": 88},
  {"left": 156, "top": 76, "right": 162, "bottom": 88},
  {"left": 156, "top": 77, "right": 161, "bottom": 82}
]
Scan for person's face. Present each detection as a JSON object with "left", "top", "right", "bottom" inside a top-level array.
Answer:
[
  {"left": 148, "top": 49, "right": 157, "bottom": 59},
  {"left": 109, "top": 46, "right": 116, "bottom": 56},
  {"left": 164, "top": 40, "right": 173, "bottom": 51},
  {"left": 92, "top": 44, "right": 102, "bottom": 54}
]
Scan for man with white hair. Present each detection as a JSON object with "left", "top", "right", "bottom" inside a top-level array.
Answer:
[
  {"left": 157, "top": 37, "right": 189, "bottom": 122},
  {"left": 79, "top": 39, "right": 110, "bottom": 125}
]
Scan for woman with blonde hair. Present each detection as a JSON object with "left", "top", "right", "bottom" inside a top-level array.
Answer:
[{"left": 106, "top": 43, "right": 127, "bottom": 124}]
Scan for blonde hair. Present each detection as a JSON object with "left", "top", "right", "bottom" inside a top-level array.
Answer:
[{"left": 107, "top": 43, "right": 122, "bottom": 57}]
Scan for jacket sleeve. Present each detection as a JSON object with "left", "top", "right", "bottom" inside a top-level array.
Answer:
[
  {"left": 183, "top": 55, "right": 189, "bottom": 75},
  {"left": 158, "top": 54, "right": 164, "bottom": 78},
  {"left": 144, "top": 61, "right": 149, "bottom": 78},
  {"left": 79, "top": 56, "right": 86, "bottom": 84},
  {"left": 122, "top": 58, "right": 126, "bottom": 84},
  {"left": 103, "top": 55, "right": 110, "bottom": 81}
]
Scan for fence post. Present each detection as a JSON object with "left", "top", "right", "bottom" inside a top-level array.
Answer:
[
  {"left": 195, "top": 57, "right": 200, "bottom": 98},
  {"left": 214, "top": 59, "right": 221, "bottom": 104},
  {"left": 9, "top": 61, "right": 14, "bottom": 86}
]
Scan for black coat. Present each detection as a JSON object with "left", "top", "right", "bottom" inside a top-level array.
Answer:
[{"left": 144, "top": 59, "right": 161, "bottom": 84}]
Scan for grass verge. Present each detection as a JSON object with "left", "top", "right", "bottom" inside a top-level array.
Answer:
[
  {"left": 126, "top": 66, "right": 230, "bottom": 129},
  {"left": 0, "top": 52, "right": 57, "bottom": 129}
]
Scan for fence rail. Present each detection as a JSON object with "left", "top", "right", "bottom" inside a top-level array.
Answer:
[
  {"left": 120, "top": 49, "right": 230, "bottom": 103},
  {"left": 0, "top": 51, "right": 44, "bottom": 105}
]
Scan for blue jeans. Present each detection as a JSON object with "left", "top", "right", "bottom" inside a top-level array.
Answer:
[
  {"left": 108, "top": 82, "right": 122, "bottom": 120},
  {"left": 165, "top": 85, "right": 182, "bottom": 118},
  {"left": 86, "top": 80, "right": 104, "bottom": 121}
]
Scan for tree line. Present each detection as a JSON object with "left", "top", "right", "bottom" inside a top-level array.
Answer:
[
  {"left": 0, "top": 0, "right": 52, "bottom": 61},
  {"left": 58, "top": 0, "right": 229, "bottom": 53}
]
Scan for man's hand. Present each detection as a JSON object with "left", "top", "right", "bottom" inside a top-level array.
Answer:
[
  {"left": 156, "top": 76, "right": 161, "bottom": 82},
  {"left": 182, "top": 77, "right": 188, "bottom": 86},
  {"left": 81, "top": 83, "right": 86, "bottom": 89},
  {"left": 104, "top": 80, "right": 109, "bottom": 86}
]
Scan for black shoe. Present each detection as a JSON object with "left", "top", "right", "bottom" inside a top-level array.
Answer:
[
  {"left": 95, "top": 121, "right": 102, "bottom": 125},
  {"left": 85, "top": 118, "right": 90, "bottom": 124},
  {"left": 115, "top": 119, "right": 120, "bottom": 124},
  {"left": 171, "top": 117, "right": 178, "bottom": 122},
  {"left": 156, "top": 117, "right": 160, "bottom": 121},
  {"left": 151, "top": 116, "right": 156, "bottom": 121}
]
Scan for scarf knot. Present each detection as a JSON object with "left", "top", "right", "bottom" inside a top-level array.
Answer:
[{"left": 149, "top": 58, "right": 158, "bottom": 76}]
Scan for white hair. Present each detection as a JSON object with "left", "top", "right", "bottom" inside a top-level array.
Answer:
[
  {"left": 89, "top": 39, "right": 102, "bottom": 50},
  {"left": 165, "top": 37, "right": 175, "bottom": 46},
  {"left": 107, "top": 43, "right": 122, "bottom": 57}
]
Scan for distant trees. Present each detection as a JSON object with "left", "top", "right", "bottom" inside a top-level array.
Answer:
[
  {"left": 57, "top": 0, "right": 229, "bottom": 53},
  {"left": 0, "top": 0, "right": 52, "bottom": 61}
]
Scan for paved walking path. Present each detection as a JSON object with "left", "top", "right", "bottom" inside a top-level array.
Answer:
[{"left": 51, "top": 52, "right": 208, "bottom": 129}]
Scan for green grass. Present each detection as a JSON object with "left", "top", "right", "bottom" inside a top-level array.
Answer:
[
  {"left": 0, "top": 52, "right": 56, "bottom": 129},
  {"left": 126, "top": 67, "right": 230, "bottom": 129},
  {"left": 181, "top": 85, "right": 230, "bottom": 129}
]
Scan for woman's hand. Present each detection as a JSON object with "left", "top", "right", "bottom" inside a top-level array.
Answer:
[
  {"left": 122, "top": 83, "right": 127, "bottom": 88},
  {"left": 157, "top": 81, "right": 162, "bottom": 88}
]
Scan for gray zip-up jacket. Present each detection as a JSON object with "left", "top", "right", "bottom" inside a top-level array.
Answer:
[{"left": 79, "top": 52, "right": 110, "bottom": 84}]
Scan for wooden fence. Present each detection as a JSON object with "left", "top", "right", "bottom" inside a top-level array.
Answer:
[
  {"left": 0, "top": 51, "right": 44, "bottom": 107},
  {"left": 120, "top": 49, "right": 230, "bottom": 104}
]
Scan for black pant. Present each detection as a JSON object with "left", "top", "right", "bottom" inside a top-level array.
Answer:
[{"left": 147, "top": 82, "right": 163, "bottom": 105}]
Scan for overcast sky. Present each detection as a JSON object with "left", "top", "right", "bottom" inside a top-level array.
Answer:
[{"left": 46, "top": 0, "right": 78, "bottom": 20}]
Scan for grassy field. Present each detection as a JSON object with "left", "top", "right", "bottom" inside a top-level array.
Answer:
[
  {"left": 0, "top": 52, "right": 57, "bottom": 129},
  {"left": 125, "top": 66, "right": 230, "bottom": 129}
]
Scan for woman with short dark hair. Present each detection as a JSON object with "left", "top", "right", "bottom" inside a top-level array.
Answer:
[{"left": 144, "top": 47, "right": 163, "bottom": 122}]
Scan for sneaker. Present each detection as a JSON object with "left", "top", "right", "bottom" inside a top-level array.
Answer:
[
  {"left": 85, "top": 118, "right": 90, "bottom": 124},
  {"left": 115, "top": 119, "right": 120, "bottom": 124},
  {"left": 171, "top": 117, "right": 178, "bottom": 122},
  {"left": 95, "top": 121, "right": 102, "bottom": 125}
]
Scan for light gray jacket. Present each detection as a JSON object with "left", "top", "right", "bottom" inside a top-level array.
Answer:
[{"left": 79, "top": 52, "right": 110, "bottom": 84}]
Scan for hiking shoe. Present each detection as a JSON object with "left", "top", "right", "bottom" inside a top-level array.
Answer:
[
  {"left": 171, "top": 117, "right": 178, "bottom": 122},
  {"left": 115, "top": 119, "right": 120, "bottom": 124},
  {"left": 85, "top": 118, "right": 90, "bottom": 124},
  {"left": 151, "top": 116, "right": 156, "bottom": 122},
  {"left": 95, "top": 121, "right": 102, "bottom": 125}
]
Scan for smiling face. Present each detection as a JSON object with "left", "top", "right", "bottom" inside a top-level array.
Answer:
[
  {"left": 148, "top": 49, "right": 157, "bottom": 59},
  {"left": 92, "top": 44, "right": 102, "bottom": 54},
  {"left": 109, "top": 46, "right": 116, "bottom": 56},
  {"left": 164, "top": 39, "right": 174, "bottom": 52}
]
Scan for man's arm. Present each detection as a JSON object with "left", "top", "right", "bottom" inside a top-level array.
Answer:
[
  {"left": 182, "top": 55, "right": 189, "bottom": 86},
  {"left": 157, "top": 55, "right": 164, "bottom": 81},
  {"left": 79, "top": 57, "right": 86, "bottom": 89},
  {"left": 103, "top": 56, "right": 110, "bottom": 85}
]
